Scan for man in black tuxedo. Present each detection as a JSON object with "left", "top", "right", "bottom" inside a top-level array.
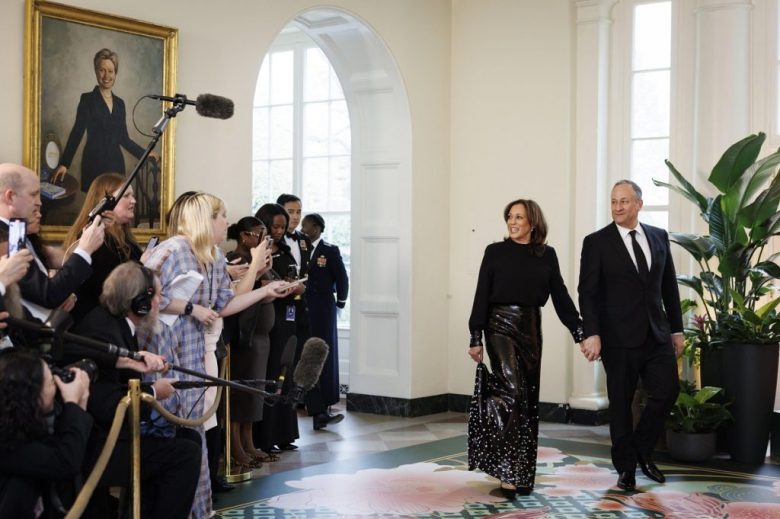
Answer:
[
  {"left": 578, "top": 180, "right": 683, "bottom": 492},
  {"left": 0, "top": 163, "right": 105, "bottom": 321},
  {"left": 63, "top": 262, "right": 200, "bottom": 518}
]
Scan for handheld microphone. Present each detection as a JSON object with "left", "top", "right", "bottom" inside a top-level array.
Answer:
[
  {"left": 288, "top": 337, "right": 329, "bottom": 403},
  {"left": 149, "top": 93, "right": 234, "bottom": 119},
  {"left": 276, "top": 336, "right": 297, "bottom": 391}
]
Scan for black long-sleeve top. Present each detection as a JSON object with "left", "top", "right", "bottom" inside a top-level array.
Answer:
[{"left": 468, "top": 240, "right": 584, "bottom": 343}]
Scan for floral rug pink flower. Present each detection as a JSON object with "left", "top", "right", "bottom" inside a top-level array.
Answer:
[{"left": 216, "top": 438, "right": 780, "bottom": 518}]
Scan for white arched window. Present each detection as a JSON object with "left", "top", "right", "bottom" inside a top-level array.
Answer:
[{"left": 253, "top": 28, "right": 351, "bottom": 327}]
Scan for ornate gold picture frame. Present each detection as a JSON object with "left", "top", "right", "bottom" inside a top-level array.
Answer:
[{"left": 23, "top": 0, "right": 177, "bottom": 241}]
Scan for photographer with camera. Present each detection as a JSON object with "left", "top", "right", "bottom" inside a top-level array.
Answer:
[
  {"left": 63, "top": 262, "right": 200, "bottom": 518},
  {"left": 0, "top": 348, "right": 92, "bottom": 518}
]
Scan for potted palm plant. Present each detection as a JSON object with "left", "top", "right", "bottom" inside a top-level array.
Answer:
[
  {"left": 655, "top": 132, "right": 780, "bottom": 464},
  {"left": 666, "top": 381, "right": 733, "bottom": 462}
]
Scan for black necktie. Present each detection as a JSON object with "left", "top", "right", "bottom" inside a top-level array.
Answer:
[
  {"left": 629, "top": 230, "right": 649, "bottom": 280},
  {"left": 286, "top": 232, "right": 298, "bottom": 241}
]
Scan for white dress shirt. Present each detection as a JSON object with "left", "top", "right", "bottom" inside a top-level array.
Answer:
[{"left": 615, "top": 223, "right": 652, "bottom": 273}]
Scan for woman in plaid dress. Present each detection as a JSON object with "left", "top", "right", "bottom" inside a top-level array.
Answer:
[{"left": 141, "top": 193, "right": 290, "bottom": 518}]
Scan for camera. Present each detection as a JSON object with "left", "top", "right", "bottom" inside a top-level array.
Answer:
[{"left": 49, "top": 358, "right": 98, "bottom": 383}]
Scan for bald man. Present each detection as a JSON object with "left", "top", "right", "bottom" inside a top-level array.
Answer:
[{"left": 0, "top": 164, "right": 104, "bottom": 321}]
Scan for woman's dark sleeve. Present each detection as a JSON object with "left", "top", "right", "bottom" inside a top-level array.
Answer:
[
  {"left": 468, "top": 246, "right": 493, "bottom": 342},
  {"left": 115, "top": 97, "right": 145, "bottom": 159},
  {"left": 547, "top": 247, "right": 585, "bottom": 342},
  {"left": 59, "top": 93, "right": 90, "bottom": 168},
  {"left": 0, "top": 403, "right": 93, "bottom": 480}
]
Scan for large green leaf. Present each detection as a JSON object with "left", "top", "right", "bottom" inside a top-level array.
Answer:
[
  {"left": 695, "top": 386, "right": 723, "bottom": 404},
  {"left": 660, "top": 160, "right": 709, "bottom": 213},
  {"left": 709, "top": 133, "right": 766, "bottom": 193},
  {"left": 669, "top": 233, "right": 715, "bottom": 261},
  {"left": 742, "top": 171, "right": 780, "bottom": 228},
  {"left": 677, "top": 275, "right": 704, "bottom": 298},
  {"left": 755, "top": 297, "right": 780, "bottom": 320},
  {"left": 723, "top": 150, "right": 780, "bottom": 223},
  {"left": 708, "top": 198, "right": 728, "bottom": 252},
  {"left": 751, "top": 261, "right": 780, "bottom": 280}
]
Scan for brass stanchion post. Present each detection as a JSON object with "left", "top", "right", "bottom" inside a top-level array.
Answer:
[
  {"left": 224, "top": 344, "right": 251, "bottom": 483},
  {"left": 128, "top": 379, "right": 142, "bottom": 519}
]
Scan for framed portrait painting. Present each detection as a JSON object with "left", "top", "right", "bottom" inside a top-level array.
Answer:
[{"left": 23, "top": 0, "right": 177, "bottom": 241}]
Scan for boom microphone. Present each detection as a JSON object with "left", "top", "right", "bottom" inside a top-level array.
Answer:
[
  {"left": 288, "top": 337, "right": 329, "bottom": 403},
  {"left": 277, "top": 336, "right": 297, "bottom": 390},
  {"left": 149, "top": 93, "right": 234, "bottom": 119}
]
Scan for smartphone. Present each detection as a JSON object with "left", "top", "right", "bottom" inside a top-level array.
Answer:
[
  {"left": 8, "top": 218, "right": 26, "bottom": 256},
  {"left": 278, "top": 276, "right": 308, "bottom": 291},
  {"left": 144, "top": 236, "right": 159, "bottom": 252}
]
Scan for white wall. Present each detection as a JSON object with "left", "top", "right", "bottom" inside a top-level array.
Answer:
[{"left": 448, "top": 0, "right": 576, "bottom": 402}]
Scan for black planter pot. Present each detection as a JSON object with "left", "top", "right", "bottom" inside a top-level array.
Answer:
[
  {"left": 666, "top": 430, "right": 716, "bottom": 462},
  {"left": 699, "top": 347, "right": 723, "bottom": 393},
  {"left": 721, "top": 342, "right": 780, "bottom": 464}
]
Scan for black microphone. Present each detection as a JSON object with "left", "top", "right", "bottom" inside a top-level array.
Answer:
[
  {"left": 288, "top": 337, "right": 329, "bottom": 403},
  {"left": 149, "top": 93, "right": 234, "bottom": 119},
  {"left": 276, "top": 336, "right": 297, "bottom": 391}
]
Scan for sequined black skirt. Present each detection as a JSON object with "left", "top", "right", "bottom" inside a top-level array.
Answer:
[{"left": 467, "top": 304, "right": 542, "bottom": 488}]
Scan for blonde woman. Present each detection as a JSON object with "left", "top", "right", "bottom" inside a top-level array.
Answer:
[{"left": 141, "top": 192, "right": 288, "bottom": 517}]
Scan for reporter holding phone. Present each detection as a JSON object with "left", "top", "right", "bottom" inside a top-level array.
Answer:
[
  {"left": 253, "top": 203, "right": 301, "bottom": 453},
  {"left": 0, "top": 164, "right": 104, "bottom": 322},
  {"left": 223, "top": 216, "right": 279, "bottom": 470},
  {"left": 63, "top": 172, "right": 149, "bottom": 324}
]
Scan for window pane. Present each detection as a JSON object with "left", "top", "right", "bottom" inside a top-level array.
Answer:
[
  {"left": 303, "top": 102, "right": 329, "bottom": 157},
  {"left": 269, "top": 160, "right": 293, "bottom": 198},
  {"left": 633, "top": 2, "right": 671, "bottom": 71},
  {"left": 330, "top": 69, "right": 345, "bottom": 99},
  {"left": 329, "top": 156, "right": 351, "bottom": 211},
  {"left": 252, "top": 107, "right": 269, "bottom": 160},
  {"left": 631, "top": 70, "right": 670, "bottom": 138},
  {"left": 269, "top": 105, "right": 293, "bottom": 159},
  {"left": 302, "top": 157, "right": 328, "bottom": 210},
  {"left": 304, "top": 47, "right": 329, "bottom": 102},
  {"left": 270, "top": 50, "right": 293, "bottom": 105},
  {"left": 640, "top": 210, "right": 668, "bottom": 231},
  {"left": 254, "top": 56, "right": 270, "bottom": 107},
  {"left": 330, "top": 100, "right": 351, "bottom": 155},
  {"left": 631, "top": 139, "right": 669, "bottom": 206},
  {"left": 251, "top": 160, "right": 269, "bottom": 213}
]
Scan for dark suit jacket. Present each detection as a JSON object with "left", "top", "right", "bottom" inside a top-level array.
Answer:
[
  {"left": 59, "top": 86, "right": 145, "bottom": 192},
  {"left": 291, "top": 230, "right": 312, "bottom": 278},
  {"left": 0, "top": 221, "right": 92, "bottom": 311},
  {"left": 65, "top": 306, "right": 152, "bottom": 427},
  {"left": 306, "top": 240, "right": 348, "bottom": 303},
  {"left": 578, "top": 222, "right": 683, "bottom": 349}
]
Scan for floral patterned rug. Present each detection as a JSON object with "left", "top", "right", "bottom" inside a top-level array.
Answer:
[{"left": 215, "top": 436, "right": 780, "bottom": 518}]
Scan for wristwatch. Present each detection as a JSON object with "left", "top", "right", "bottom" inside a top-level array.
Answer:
[{"left": 184, "top": 302, "right": 194, "bottom": 316}]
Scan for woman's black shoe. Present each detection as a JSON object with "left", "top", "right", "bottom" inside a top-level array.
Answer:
[{"left": 211, "top": 476, "right": 235, "bottom": 493}]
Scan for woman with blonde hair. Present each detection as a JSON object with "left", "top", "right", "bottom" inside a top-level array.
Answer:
[
  {"left": 63, "top": 172, "right": 143, "bottom": 323},
  {"left": 141, "top": 192, "right": 288, "bottom": 517}
]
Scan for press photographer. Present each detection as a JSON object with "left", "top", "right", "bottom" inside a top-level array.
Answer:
[{"left": 0, "top": 348, "right": 92, "bottom": 518}]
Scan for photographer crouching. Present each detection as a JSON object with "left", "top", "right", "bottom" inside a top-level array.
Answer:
[
  {"left": 62, "top": 262, "right": 200, "bottom": 518},
  {"left": 0, "top": 348, "right": 92, "bottom": 518}
]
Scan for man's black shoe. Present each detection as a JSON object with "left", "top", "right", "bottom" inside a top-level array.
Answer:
[
  {"left": 616, "top": 471, "right": 636, "bottom": 491},
  {"left": 212, "top": 476, "right": 235, "bottom": 493},
  {"left": 637, "top": 456, "right": 665, "bottom": 483},
  {"left": 313, "top": 412, "right": 345, "bottom": 430}
]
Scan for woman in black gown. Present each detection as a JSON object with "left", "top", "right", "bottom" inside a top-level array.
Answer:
[
  {"left": 253, "top": 203, "right": 300, "bottom": 452},
  {"left": 467, "top": 198, "right": 584, "bottom": 497}
]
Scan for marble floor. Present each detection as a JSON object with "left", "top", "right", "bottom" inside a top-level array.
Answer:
[{"left": 227, "top": 400, "right": 775, "bottom": 480}]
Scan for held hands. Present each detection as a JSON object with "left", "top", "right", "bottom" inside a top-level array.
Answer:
[
  {"left": 54, "top": 367, "right": 91, "bottom": 410},
  {"left": 468, "top": 345, "right": 484, "bottom": 363},
  {"left": 580, "top": 335, "right": 601, "bottom": 362},
  {"left": 0, "top": 249, "right": 32, "bottom": 286},
  {"left": 250, "top": 238, "right": 273, "bottom": 275}
]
